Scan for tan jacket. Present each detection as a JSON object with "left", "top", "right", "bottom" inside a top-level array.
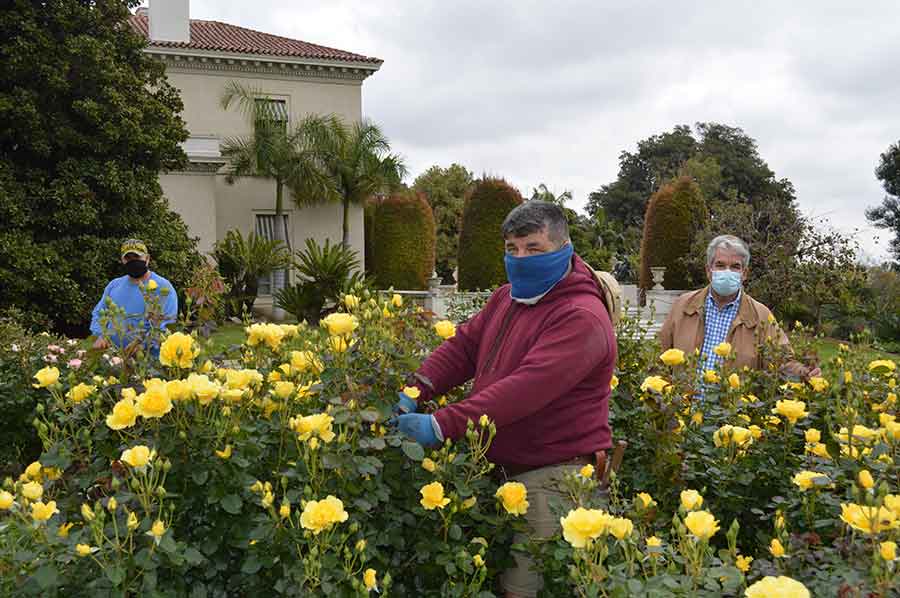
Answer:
[{"left": 658, "top": 287, "right": 807, "bottom": 378}]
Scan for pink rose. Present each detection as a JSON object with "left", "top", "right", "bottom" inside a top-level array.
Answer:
[
  {"left": 110, "top": 357, "right": 123, "bottom": 367},
  {"left": 67, "top": 359, "right": 83, "bottom": 369}
]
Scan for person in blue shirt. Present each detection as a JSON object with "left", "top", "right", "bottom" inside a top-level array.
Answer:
[{"left": 90, "top": 239, "right": 177, "bottom": 352}]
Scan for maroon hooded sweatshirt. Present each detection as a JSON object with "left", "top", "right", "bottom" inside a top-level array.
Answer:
[{"left": 411, "top": 254, "right": 616, "bottom": 468}]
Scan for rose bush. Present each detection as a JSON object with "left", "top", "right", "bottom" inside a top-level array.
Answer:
[{"left": 2, "top": 299, "right": 898, "bottom": 596}]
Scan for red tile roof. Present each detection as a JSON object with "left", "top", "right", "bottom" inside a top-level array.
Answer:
[{"left": 128, "top": 14, "right": 381, "bottom": 64}]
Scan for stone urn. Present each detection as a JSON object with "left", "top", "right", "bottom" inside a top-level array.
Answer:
[{"left": 650, "top": 266, "right": 666, "bottom": 290}]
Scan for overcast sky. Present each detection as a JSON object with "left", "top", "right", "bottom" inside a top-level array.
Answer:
[{"left": 184, "top": 1, "right": 900, "bottom": 261}]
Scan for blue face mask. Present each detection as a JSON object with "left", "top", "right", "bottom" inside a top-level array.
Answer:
[
  {"left": 710, "top": 270, "right": 742, "bottom": 296},
  {"left": 504, "top": 243, "right": 574, "bottom": 301}
]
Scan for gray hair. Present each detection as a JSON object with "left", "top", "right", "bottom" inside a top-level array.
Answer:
[
  {"left": 501, "top": 200, "right": 570, "bottom": 245},
  {"left": 706, "top": 235, "right": 750, "bottom": 268}
]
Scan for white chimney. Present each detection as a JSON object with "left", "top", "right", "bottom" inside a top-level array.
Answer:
[{"left": 148, "top": 0, "right": 190, "bottom": 44}]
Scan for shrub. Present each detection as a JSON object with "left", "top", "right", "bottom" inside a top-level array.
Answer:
[
  {"left": 457, "top": 178, "right": 523, "bottom": 291},
  {"left": 212, "top": 230, "right": 291, "bottom": 317},
  {"left": 363, "top": 198, "right": 377, "bottom": 275},
  {"left": 181, "top": 260, "right": 229, "bottom": 337},
  {"left": 639, "top": 175, "right": 708, "bottom": 291},
  {"left": 370, "top": 191, "right": 436, "bottom": 290}
]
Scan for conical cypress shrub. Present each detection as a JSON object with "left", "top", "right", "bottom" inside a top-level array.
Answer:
[
  {"left": 371, "top": 190, "right": 436, "bottom": 290},
  {"left": 639, "top": 175, "right": 708, "bottom": 291},
  {"left": 457, "top": 178, "right": 524, "bottom": 291}
]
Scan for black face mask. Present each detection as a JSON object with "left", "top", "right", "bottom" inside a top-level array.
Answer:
[{"left": 124, "top": 259, "right": 149, "bottom": 278}]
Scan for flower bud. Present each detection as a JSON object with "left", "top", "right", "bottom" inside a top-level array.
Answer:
[
  {"left": 156, "top": 486, "right": 167, "bottom": 498},
  {"left": 231, "top": 425, "right": 240, "bottom": 435},
  {"left": 130, "top": 477, "right": 141, "bottom": 490},
  {"left": 111, "top": 477, "right": 120, "bottom": 491},
  {"left": 349, "top": 521, "right": 360, "bottom": 534},
  {"left": 179, "top": 431, "right": 187, "bottom": 440},
  {"left": 35, "top": 404, "right": 44, "bottom": 415}
]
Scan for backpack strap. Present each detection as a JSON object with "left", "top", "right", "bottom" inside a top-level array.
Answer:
[{"left": 583, "top": 263, "right": 622, "bottom": 329}]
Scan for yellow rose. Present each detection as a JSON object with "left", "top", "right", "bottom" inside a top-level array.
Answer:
[
  {"left": 807, "top": 376, "right": 829, "bottom": 393},
  {"left": 292, "top": 413, "right": 336, "bottom": 443},
  {"left": 136, "top": 379, "right": 173, "bottom": 418},
  {"left": 30, "top": 500, "right": 58, "bottom": 522},
  {"left": 402, "top": 386, "right": 421, "bottom": 399},
  {"left": 806, "top": 442, "right": 830, "bottom": 458},
  {"left": 290, "top": 350, "right": 322, "bottom": 373},
  {"left": 858, "top": 469, "right": 874, "bottom": 490},
  {"left": 868, "top": 359, "right": 896, "bottom": 375},
  {"left": 81, "top": 503, "right": 95, "bottom": 521},
  {"left": 279, "top": 502, "right": 291, "bottom": 519},
  {"left": 610, "top": 375, "right": 619, "bottom": 390},
  {"left": 165, "top": 379, "right": 192, "bottom": 401},
  {"left": 24, "top": 461, "right": 42, "bottom": 480},
  {"left": 420, "top": 481, "right": 451, "bottom": 510},
  {"left": 713, "top": 342, "right": 732, "bottom": 358},
  {"left": 684, "top": 510, "right": 719, "bottom": 540},
  {"left": 343, "top": 294, "right": 360, "bottom": 310},
  {"left": 21, "top": 481, "right": 43, "bottom": 501},
  {"left": 640, "top": 375, "right": 669, "bottom": 394},
  {"left": 299, "top": 495, "right": 349, "bottom": 534},
  {"left": 749, "top": 425, "right": 763, "bottom": 440},
  {"left": 0, "top": 491, "right": 14, "bottom": 509},
  {"left": 495, "top": 481, "right": 528, "bottom": 515},
  {"left": 322, "top": 313, "right": 359, "bottom": 337},
  {"left": 746, "top": 576, "right": 809, "bottom": 598},
  {"left": 363, "top": 568, "right": 377, "bottom": 591},
  {"left": 146, "top": 279, "right": 158, "bottom": 291},
  {"left": 421, "top": 458, "right": 436, "bottom": 473},
  {"left": 772, "top": 399, "right": 808, "bottom": 424},
  {"left": 273, "top": 381, "right": 295, "bottom": 399},
  {"left": 836, "top": 424, "right": 879, "bottom": 444},
  {"left": 579, "top": 464, "right": 594, "bottom": 479},
  {"left": 792, "top": 470, "right": 829, "bottom": 491},
  {"left": 703, "top": 370, "right": 720, "bottom": 384},
  {"left": 32, "top": 366, "right": 60, "bottom": 388},
  {"left": 328, "top": 336, "right": 351, "bottom": 353},
  {"left": 75, "top": 544, "right": 93, "bottom": 557},
  {"left": 844, "top": 371, "right": 853, "bottom": 384},
  {"left": 804, "top": 428, "right": 821, "bottom": 443},
  {"left": 472, "top": 554, "right": 484, "bottom": 567},
  {"left": 608, "top": 517, "right": 634, "bottom": 540},
  {"left": 560, "top": 507, "right": 611, "bottom": 548},
  {"left": 659, "top": 348, "right": 685, "bottom": 366},
  {"left": 107, "top": 497, "right": 117, "bottom": 512},
  {"left": 186, "top": 374, "right": 219, "bottom": 405},
  {"left": 713, "top": 425, "right": 754, "bottom": 449},
  {"left": 691, "top": 411, "right": 704, "bottom": 425},
  {"left": 840, "top": 503, "right": 898, "bottom": 534},
  {"left": 120, "top": 445, "right": 152, "bottom": 469},
  {"left": 245, "top": 323, "right": 287, "bottom": 350},
  {"left": 147, "top": 519, "right": 166, "bottom": 543},
  {"left": 646, "top": 535, "right": 662, "bottom": 548},
  {"left": 67, "top": 382, "right": 97, "bottom": 403},
  {"left": 881, "top": 541, "right": 897, "bottom": 561},
  {"left": 392, "top": 293, "right": 403, "bottom": 308},
  {"left": 680, "top": 489, "right": 703, "bottom": 510},
  {"left": 215, "top": 445, "right": 232, "bottom": 459},
  {"left": 57, "top": 521, "right": 74, "bottom": 538},
  {"left": 261, "top": 491, "right": 274, "bottom": 508},
  {"left": 461, "top": 497, "right": 477, "bottom": 510},
  {"left": 769, "top": 538, "right": 786, "bottom": 557},
  {"left": 735, "top": 554, "right": 753, "bottom": 573},
  {"left": 434, "top": 320, "right": 456, "bottom": 339},
  {"left": 728, "top": 373, "right": 741, "bottom": 389},
  {"left": 636, "top": 492, "right": 656, "bottom": 509},
  {"left": 159, "top": 332, "right": 199, "bottom": 369}
]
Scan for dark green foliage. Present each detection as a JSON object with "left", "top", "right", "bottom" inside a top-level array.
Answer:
[
  {"left": 212, "top": 230, "right": 291, "bottom": 316},
  {"left": 0, "top": 0, "right": 201, "bottom": 335},
  {"left": 866, "top": 139, "right": 900, "bottom": 261},
  {"left": 639, "top": 176, "right": 708, "bottom": 290},
  {"left": 363, "top": 198, "right": 377, "bottom": 274},
  {"left": 274, "top": 283, "right": 325, "bottom": 324},
  {"left": 457, "top": 178, "right": 523, "bottom": 291},
  {"left": 278, "top": 238, "right": 363, "bottom": 323},
  {"left": 370, "top": 191, "right": 436, "bottom": 290},
  {"left": 413, "top": 164, "right": 474, "bottom": 283}
]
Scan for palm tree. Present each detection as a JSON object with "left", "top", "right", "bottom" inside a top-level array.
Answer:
[
  {"left": 294, "top": 118, "right": 407, "bottom": 247},
  {"left": 219, "top": 81, "right": 330, "bottom": 317}
]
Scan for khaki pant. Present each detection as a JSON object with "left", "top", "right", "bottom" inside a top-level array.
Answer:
[{"left": 500, "top": 463, "right": 593, "bottom": 597}]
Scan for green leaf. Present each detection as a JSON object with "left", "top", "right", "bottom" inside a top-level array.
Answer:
[
  {"left": 360, "top": 409, "right": 380, "bottom": 423},
  {"left": 33, "top": 564, "right": 58, "bottom": 590},
  {"left": 106, "top": 565, "right": 126, "bottom": 586},
  {"left": 402, "top": 441, "right": 425, "bottom": 461},
  {"left": 184, "top": 547, "right": 206, "bottom": 566},
  {"left": 192, "top": 470, "right": 209, "bottom": 485},
  {"left": 449, "top": 524, "right": 462, "bottom": 541},
  {"left": 221, "top": 494, "right": 243, "bottom": 514},
  {"left": 241, "top": 554, "right": 262, "bottom": 575}
]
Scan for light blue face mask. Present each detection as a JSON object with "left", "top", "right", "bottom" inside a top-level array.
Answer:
[
  {"left": 710, "top": 270, "right": 742, "bottom": 296},
  {"left": 504, "top": 243, "right": 574, "bottom": 301}
]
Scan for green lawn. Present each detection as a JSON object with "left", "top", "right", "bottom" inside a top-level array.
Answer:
[
  {"left": 201, "top": 322, "right": 247, "bottom": 356},
  {"left": 808, "top": 336, "right": 898, "bottom": 363}
]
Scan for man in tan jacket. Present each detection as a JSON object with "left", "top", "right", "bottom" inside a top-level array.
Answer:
[{"left": 659, "top": 235, "right": 819, "bottom": 380}]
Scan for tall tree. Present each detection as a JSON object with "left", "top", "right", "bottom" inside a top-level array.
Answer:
[
  {"left": 529, "top": 183, "right": 573, "bottom": 207},
  {"left": 866, "top": 140, "right": 900, "bottom": 262},
  {"left": 219, "top": 81, "right": 330, "bottom": 316},
  {"left": 413, "top": 164, "right": 473, "bottom": 283},
  {"left": 296, "top": 118, "right": 406, "bottom": 248},
  {"left": 0, "top": 0, "right": 199, "bottom": 333}
]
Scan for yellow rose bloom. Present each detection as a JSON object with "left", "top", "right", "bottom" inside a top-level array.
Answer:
[
  {"left": 735, "top": 554, "right": 753, "bottom": 573},
  {"left": 421, "top": 458, "right": 436, "bottom": 473},
  {"left": 75, "top": 544, "right": 93, "bottom": 557},
  {"left": 495, "top": 481, "right": 528, "bottom": 515},
  {"left": 126, "top": 511, "right": 139, "bottom": 531},
  {"left": 769, "top": 538, "right": 786, "bottom": 557},
  {"left": 772, "top": 399, "right": 808, "bottom": 424},
  {"left": 461, "top": 497, "right": 477, "bottom": 510},
  {"left": 21, "top": 481, "right": 43, "bottom": 501},
  {"left": 804, "top": 428, "right": 821, "bottom": 443},
  {"left": 299, "top": 495, "right": 349, "bottom": 534},
  {"left": 749, "top": 425, "right": 763, "bottom": 440},
  {"left": 659, "top": 348, "right": 685, "bottom": 366},
  {"left": 640, "top": 375, "right": 670, "bottom": 394},
  {"left": 81, "top": 503, "right": 95, "bottom": 521},
  {"left": 402, "top": 386, "right": 421, "bottom": 399},
  {"left": 579, "top": 464, "right": 594, "bottom": 479},
  {"left": 560, "top": 507, "right": 611, "bottom": 548},
  {"left": 273, "top": 381, "right": 295, "bottom": 399},
  {"left": 807, "top": 376, "right": 829, "bottom": 393},
  {"left": 245, "top": 322, "right": 287, "bottom": 350},
  {"left": 836, "top": 424, "right": 879, "bottom": 444},
  {"left": 67, "top": 382, "right": 97, "bottom": 403},
  {"left": 31, "top": 500, "right": 58, "bottom": 522},
  {"left": 392, "top": 293, "right": 403, "bottom": 308},
  {"left": 0, "top": 491, "right": 14, "bottom": 509},
  {"left": 24, "top": 461, "right": 42, "bottom": 480},
  {"left": 691, "top": 411, "right": 704, "bottom": 425},
  {"left": 215, "top": 445, "right": 232, "bottom": 459},
  {"left": 107, "top": 497, "right": 117, "bottom": 512},
  {"left": 792, "top": 470, "right": 829, "bottom": 491},
  {"left": 57, "top": 521, "right": 74, "bottom": 538},
  {"left": 434, "top": 320, "right": 456, "bottom": 339},
  {"left": 680, "top": 489, "right": 703, "bottom": 510},
  {"left": 713, "top": 342, "right": 732, "bottom": 358},
  {"left": 186, "top": 373, "right": 219, "bottom": 405},
  {"left": 844, "top": 371, "right": 853, "bottom": 384},
  {"left": 703, "top": 370, "right": 720, "bottom": 384},
  {"left": 840, "top": 503, "right": 898, "bottom": 534},
  {"left": 363, "top": 568, "right": 377, "bottom": 591},
  {"left": 610, "top": 375, "right": 619, "bottom": 390},
  {"left": 683, "top": 510, "right": 719, "bottom": 540},
  {"left": 147, "top": 519, "right": 166, "bottom": 542},
  {"left": 806, "top": 442, "right": 830, "bottom": 458},
  {"left": 646, "top": 535, "right": 662, "bottom": 548},
  {"left": 473, "top": 554, "right": 484, "bottom": 567},
  {"left": 279, "top": 502, "right": 291, "bottom": 519},
  {"left": 746, "top": 576, "right": 809, "bottom": 598},
  {"left": 868, "top": 359, "right": 897, "bottom": 375},
  {"left": 159, "top": 332, "right": 199, "bottom": 368},
  {"left": 290, "top": 350, "right": 322, "bottom": 374},
  {"left": 136, "top": 379, "right": 173, "bottom": 419},
  {"left": 608, "top": 517, "right": 634, "bottom": 540},
  {"left": 163, "top": 379, "right": 190, "bottom": 401},
  {"left": 728, "top": 373, "right": 741, "bottom": 389},
  {"left": 636, "top": 492, "right": 656, "bottom": 509},
  {"left": 292, "top": 413, "right": 336, "bottom": 443},
  {"left": 32, "top": 366, "right": 60, "bottom": 388},
  {"left": 858, "top": 469, "right": 875, "bottom": 490},
  {"left": 881, "top": 541, "right": 897, "bottom": 561},
  {"left": 343, "top": 294, "right": 360, "bottom": 310},
  {"left": 328, "top": 336, "right": 351, "bottom": 353},
  {"left": 322, "top": 313, "right": 359, "bottom": 337},
  {"left": 120, "top": 445, "right": 152, "bottom": 469},
  {"left": 713, "top": 425, "right": 754, "bottom": 449},
  {"left": 420, "top": 481, "right": 451, "bottom": 510}
]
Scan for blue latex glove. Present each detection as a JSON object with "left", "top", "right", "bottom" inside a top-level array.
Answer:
[
  {"left": 393, "top": 392, "right": 418, "bottom": 414},
  {"left": 392, "top": 413, "right": 441, "bottom": 447}
]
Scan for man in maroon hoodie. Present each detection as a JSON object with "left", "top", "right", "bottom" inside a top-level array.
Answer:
[{"left": 393, "top": 200, "right": 617, "bottom": 597}]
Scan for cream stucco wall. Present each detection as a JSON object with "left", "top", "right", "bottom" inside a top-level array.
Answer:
[{"left": 159, "top": 171, "right": 217, "bottom": 254}]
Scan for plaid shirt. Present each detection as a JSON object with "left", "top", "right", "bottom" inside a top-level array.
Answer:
[{"left": 700, "top": 289, "right": 742, "bottom": 372}]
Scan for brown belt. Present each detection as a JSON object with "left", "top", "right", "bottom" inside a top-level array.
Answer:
[{"left": 495, "top": 454, "right": 594, "bottom": 479}]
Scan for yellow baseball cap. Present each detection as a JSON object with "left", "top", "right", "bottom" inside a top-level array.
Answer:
[{"left": 120, "top": 239, "right": 148, "bottom": 259}]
